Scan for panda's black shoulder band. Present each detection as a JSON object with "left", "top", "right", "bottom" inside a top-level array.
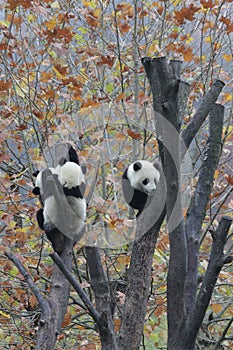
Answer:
[{"left": 33, "top": 170, "right": 40, "bottom": 177}]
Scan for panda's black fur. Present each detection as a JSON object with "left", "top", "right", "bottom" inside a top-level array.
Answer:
[
  {"left": 122, "top": 160, "right": 160, "bottom": 216},
  {"left": 33, "top": 145, "right": 86, "bottom": 254}
]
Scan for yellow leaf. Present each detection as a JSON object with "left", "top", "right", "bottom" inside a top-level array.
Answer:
[
  {"left": 225, "top": 92, "right": 232, "bottom": 102},
  {"left": 214, "top": 169, "right": 220, "bottom": 179},
  {"left": 0, "top": 311, "right": 10, "bottom": 319},
  {"left": 223, "top": 54, "right": 232, "bottom": 62},
  {"left": 147, "top": 41, "right": 160, "bottom": 55},
  {"left": 205, "top": 36, "right": 211, "bottom": 42},
  {"left": 27, "top": 14, "right": 35, "bottom": 23},
  {"left": 44, "top": 18, "right": 57, "bottom": 31},
  {"left": 186, "top": 35, "right": 194, "bottom": 44},
  {"left": 173, "top": 0, "right": 182, "bottom": 6}
]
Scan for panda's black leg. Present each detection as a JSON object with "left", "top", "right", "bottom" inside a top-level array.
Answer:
[
  {"left": 44, "top": 226, "right": 65, "bottom": 255},
  {"left": 36, "top": 209, "right": 45, "bottom": 230}
]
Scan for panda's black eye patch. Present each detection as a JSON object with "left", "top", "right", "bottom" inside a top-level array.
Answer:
[{"left": 142, "top": 178, "right": 149, "bottom": 185}]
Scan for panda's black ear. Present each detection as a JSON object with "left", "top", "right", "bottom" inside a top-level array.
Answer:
[
  {"left": 33, "top": 170, "right": 40, "bottom": 177},
  {"left": 68, "top": 145, "right": 80, "bottom": 165},
  {"left": 153, "top": 161, "right": 161, "bottom": 172},
  {"left": 33, "top": 186, "right": 40, "bottom": 195},
  {"left": 133, "top": 162, "right": 142, "bottom": 171}
]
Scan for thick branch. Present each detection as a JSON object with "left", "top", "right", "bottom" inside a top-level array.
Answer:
[
  {"left": 50, "top": 251, "right": 101, "bottom": 325},
  {"left": 188, "top": 216, "right": 232, "bottom": 344},
  {"left": 118, "top": 210, "right": 165, "bottom": 350},
  {"left": 35, "top": 238, "right": 73, "bottom": 350},
  {"left": 185, "top": 103, "right": 224, "bottom": 317},
  {"left": 142, "top": 57, "right": 188, "bottom": 347},
  {"left": 182, "top": 80, "right": 225, "bottom": 149},
  {"left": 85, "top": 246, "right": 117, "bottom": 350}
]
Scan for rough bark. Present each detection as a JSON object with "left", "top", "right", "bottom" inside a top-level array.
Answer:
[
  {"left": 141, "top": 56, "right": 229, "bottom": 350},
  {"left": 35, "top": 238, "right": 73, "bottom": 350},
  {"left": 85, "top": 246, "right": 118, "bottom": 350},
  {"left": 181, "top": 80, "right": 225, "bottom": 149},
  {"left": 6, "top": 237, "right": 73, "bottom": 350},
  {"left": 184, "top": 104, "right": 225, "bottom": 319},
  {"left": 142, "top": 57, "right": 188, "bottom": 344},
  {"left": 187, "top": 216, "right": 233, "bottom": 348},
  {"left": 118, "top": 212, "right": 165, "bottom": 350}
]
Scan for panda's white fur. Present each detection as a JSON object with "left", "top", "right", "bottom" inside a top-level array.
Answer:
[
  {"left": 56, "top": 161, "right": 86, "bottom": 237},
  {"left": 57, "top": 162, "right": 85, "bottom": 189},
  {"left": 122, "top": 160, "right": 160, "bottom": 216}
]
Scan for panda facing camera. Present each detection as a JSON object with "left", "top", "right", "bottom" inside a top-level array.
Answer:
[{"left": 122, "top": 160, "right": 161, "bottom": 217}]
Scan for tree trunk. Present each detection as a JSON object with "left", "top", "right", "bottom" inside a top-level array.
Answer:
[{"left": 35, "top": 238, "right": 73, "bottom": 350}]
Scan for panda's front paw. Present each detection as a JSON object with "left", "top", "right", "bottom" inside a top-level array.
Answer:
[{"left": 44, "top": 222, "right": 56, "bottom": 233}]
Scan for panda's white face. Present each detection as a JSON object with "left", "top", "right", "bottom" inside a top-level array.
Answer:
[
  {"left": 57, "top": 162, "right": 85, "bottom": 189},
  {"left": 127, "top": 160, "right": 160, "bottom": 195}
]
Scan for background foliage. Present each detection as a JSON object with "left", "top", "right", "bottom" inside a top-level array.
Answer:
[{"left": 0, "top": 0, "right": 232, "bottom": 349}]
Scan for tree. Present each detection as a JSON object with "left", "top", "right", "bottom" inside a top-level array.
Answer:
[{"left": 0, "top": 0, "right": 232, "bottom": 349}]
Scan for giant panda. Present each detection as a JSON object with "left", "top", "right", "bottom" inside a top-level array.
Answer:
[
  {"left": 122, "top": 160, "right": 160, "bottom": 217},
  {"left": 32, "top": 145, "right": 86, "bottom": 254}
]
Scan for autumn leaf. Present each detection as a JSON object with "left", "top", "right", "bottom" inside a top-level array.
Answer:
[
  {"left": 17, "top": 124, "right": 27, "bottom": 131},
  {"left": 182, "top": 47, "right": 194, "bottom": 62},
  {"left": 174, "top": 4, "right": 201, "bottom": 25},
  {"left": 114, "top": 318, "right": 121, "bottom": 332},
  {"left": 85, "top": 9, "right": 101, "bottom": 28},
  {"left": 119, "top": 22, "right": 131, "bottom": 34},
  {"left": 61, "top": 312, "right": 72, "bottom": 327},
  {"left": 200, "top": 0, "right": 216, "bottom": 9},
  {"left": 212, "top": 303, "right": 222, "bottom": 313},
  {"left": 116, "top": 92, "right": 126, "bottom": 101},
  {"left": 127, "top": 129, "right": 142, "bottom": 140},
  {"left": 138, "top": 91, "right": 150, "bottom": 104},
  {"left": 44, "top": 18, "right": 57, "bottom": 31},
  {"left": 97, "top": 55, "right": 115, "bottom": 67},
  {"left": 6, "top": 0, "right": 32, "bottom": 10},
  {"left": 32, "top": 110, "right": 44, "bottom": 120},
  {"left": 220, "top": 16, "right": 233, "bottom": 34},
  {"left": 0, "top": 80, "right": 12, "bottom": 91},
  {"left": 226, "top": 175, "right": 233, "bottom": 186},
  {"left": 222, "top": 54, "right": 232, "bottom": 62}
]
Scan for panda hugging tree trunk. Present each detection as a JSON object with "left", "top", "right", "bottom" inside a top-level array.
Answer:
[{"left": 32, "top": 145, "right": 86, "bottom": 255}]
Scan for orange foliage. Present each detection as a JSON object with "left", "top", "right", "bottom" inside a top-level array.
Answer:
[{"left": 174, "top": 4, "right": 201, "bottom": 25}]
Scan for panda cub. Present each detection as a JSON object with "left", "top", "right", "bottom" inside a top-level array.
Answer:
[
  {"left": 33, "top": 145, "right": 86, "bottom": 254},
  {"left": 122, "top": 160, "right": 160, "bottom": 216}
]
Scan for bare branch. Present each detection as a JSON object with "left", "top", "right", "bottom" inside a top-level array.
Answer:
[
  {"left": 189, "top": 216, "right": 232, "bottom": 341},
  {"left": 182, "top": 80, "right": 225, "bottom": 148},
  {"left": 184, "top": 103, "right": 224, "bottom": 317},
  {"left": 5, "top": 250, "right": 48, "bottom": 314}
]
